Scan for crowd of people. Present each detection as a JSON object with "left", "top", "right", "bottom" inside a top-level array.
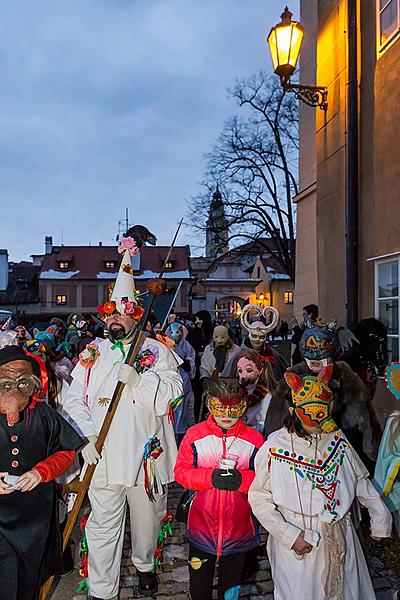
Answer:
[{"left": 0, "top": 234, "right": 399, "bottom": 600}]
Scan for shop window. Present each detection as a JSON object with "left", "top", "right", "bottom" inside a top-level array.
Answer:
[
  {"left": 284, "top": 291, "right": 294, "bottom": 305},
  {"left": 55, "top": 294, "right": 67, "bottom": 305},
  {"left": 378, "top": 0, "right": 400, "bottom": 52},
  {"left": 375, "top": 258, "right": 399, "bottom": 361}
]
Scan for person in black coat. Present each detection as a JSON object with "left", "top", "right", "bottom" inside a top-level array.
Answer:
[
  {"left": 186, "top": 311, "right": 213, "bottom": 422},
  {"left": 0, "top": 342, "right": 83, "bottom": 600}
]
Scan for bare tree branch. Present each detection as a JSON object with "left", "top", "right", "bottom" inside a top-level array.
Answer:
[{"left": 188, "top": 71, "right": 298, "bottom": 281}]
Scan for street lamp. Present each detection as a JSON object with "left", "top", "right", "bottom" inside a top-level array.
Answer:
[{"left": 267, "top": 6, "right": 328, "bottom": 111}]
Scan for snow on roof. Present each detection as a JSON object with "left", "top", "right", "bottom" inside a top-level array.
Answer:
[
  {"left": 40, "top": 270, "right": 80, "bottom": 279},
  {"left": 203, "top": 278, "right": 262, "bottom": 283},
  {"left": 96, "top": 272, "right": 118, "bottom": 279},
  {"left": 270, "top": 273, "right": 291, "bottom": 280},
  {"left": 135, "top": 270, "right": 191, "bottom": 279}
]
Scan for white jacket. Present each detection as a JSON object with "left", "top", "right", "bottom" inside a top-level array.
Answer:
[{"left": 63, "top": 337, "right": 183, "bottom": 487}]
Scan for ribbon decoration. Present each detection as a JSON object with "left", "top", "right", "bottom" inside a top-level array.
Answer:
[
  {"left": 76, "top": 514, "right": 90, "bottom": 595},
  {"left": 143, "top": 437, "right": 164, "bottom": 502},
  {"left": 153, "top": 512, "right": 174, "bottom": 572},
  {"left": 168, "top": 394, "right": 184, "bottom": 424},
  {"left": 111, "top": 340, "right": 126, "bottom": 364}
]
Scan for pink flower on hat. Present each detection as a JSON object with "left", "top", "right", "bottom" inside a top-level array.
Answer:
[{"left": 118, "top": 236, "right": 139, "bottom": 256}]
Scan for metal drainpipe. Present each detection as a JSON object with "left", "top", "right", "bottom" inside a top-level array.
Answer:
[{"left": 346, "top": 0, "right": 359, "bottom": 329}]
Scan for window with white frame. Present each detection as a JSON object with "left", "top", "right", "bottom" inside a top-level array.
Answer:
[
  {"left": 375, "top": 257, "right": 399, "bottom": 361},
  {"left": 378, "top": 0, "right": 400, "bottom": 51}
]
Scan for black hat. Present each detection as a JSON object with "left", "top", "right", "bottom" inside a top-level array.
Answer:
[{"left": 0, "top": 345, "right": 41, "bottom": 377}]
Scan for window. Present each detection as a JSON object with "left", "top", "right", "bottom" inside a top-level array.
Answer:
[
  {"left": 55, "top": 294, "right": 67, "bottom": 305},
  {"left": 164, "top": 260, "right": 174, "bottom": 269},
  {"left": 375, "top": 258, "right": 399, "bottom": 361},
  {"left": 104, "top": 261, "right": 116, "bottom": 269},
  {"left": 285, "top": 291, "right": 294, "bottom": 304},
  {"left": 378, "top": 0, "right": 400, "bottom": 51},
  {"left": 58, "top": 261, "right": 70, "bottom": 269}
]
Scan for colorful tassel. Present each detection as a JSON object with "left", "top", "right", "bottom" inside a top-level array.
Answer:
[
  {"left": 143, "top": 437, "right": 164, "bottom": 501},
  {"left": 168, "top": 394, "right": 184, "bottom": 423},
  {"left": 77, "top": 513, "right": 90, "bottom": 595},
  {"left": 152, "top": 512, "right": 174, "bottom": 572}
]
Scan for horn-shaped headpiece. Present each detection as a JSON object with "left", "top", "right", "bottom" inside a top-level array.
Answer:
[{"left": 240, "top": 304, "right": 280, "bottom": 334}]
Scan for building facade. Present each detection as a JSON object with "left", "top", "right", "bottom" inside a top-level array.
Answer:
[
  {"left": 37, "top": 237, "right": 192, "bottom": 318},
  {"left": 296, "top": 0, "right": 400, "bottom": 363}
]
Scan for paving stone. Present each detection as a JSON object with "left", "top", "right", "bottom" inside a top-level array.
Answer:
[{"left": 51, "top": 483, "right": 399, "bottom": 600}]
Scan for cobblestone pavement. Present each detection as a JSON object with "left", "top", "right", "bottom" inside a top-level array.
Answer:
[{"left": 53, "top": 483, "right": 398, "bottom": 600}]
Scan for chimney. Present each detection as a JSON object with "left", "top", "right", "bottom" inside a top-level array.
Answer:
[
  {"left": 99, "top": 241, "right": 103, "bottom": 246},
  {"left": 45, "top": 236, "right": 53, "bottom": 255},
  {"left": 0, "top": 250, "right": 9, "bottom": 291}
]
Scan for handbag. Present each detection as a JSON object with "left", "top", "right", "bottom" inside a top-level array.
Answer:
[{"left": 175, "top": 489, "right": 196, "bottom": 524}]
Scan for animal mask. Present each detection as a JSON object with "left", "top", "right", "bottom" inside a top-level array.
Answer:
[
  {"left": 300, "top": 316, "right": 337, "bottom": 361},
  {"left": 284, "top": 364, "right": 337, "bottom": 432},
  {"left": 167, "top": 322, "right": 184, "bottom": 344}
]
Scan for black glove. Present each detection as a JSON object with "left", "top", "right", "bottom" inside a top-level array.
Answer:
[
  {"left": 181, "top": 359, "right": 192, "bottom": 372},
  {"left": 212, "top": 468, "right": 242, "bottom": 491}
]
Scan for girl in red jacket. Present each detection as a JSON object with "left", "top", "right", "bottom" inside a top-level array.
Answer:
[{"left": 174, "top": 378, "right": 264, "bottom": 600}]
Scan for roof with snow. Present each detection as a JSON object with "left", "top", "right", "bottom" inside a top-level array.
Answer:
[{"left": 39, "top": 245, "right": 191, "bottom": 280}]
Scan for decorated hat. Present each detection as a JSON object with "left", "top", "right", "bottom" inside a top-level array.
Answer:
[
  {"left": 284, "top": 364, "right": 336, "bottom": 433},
  {"left": 97, "top": 237, "right": 143, "bottom": 321},
  {"left": 385, "top": 362, "right": 400, "bottom": 400}
]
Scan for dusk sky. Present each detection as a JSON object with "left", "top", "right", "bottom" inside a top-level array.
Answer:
[{"left": 1, "top": 1, "right": 298, "bottom": 262}]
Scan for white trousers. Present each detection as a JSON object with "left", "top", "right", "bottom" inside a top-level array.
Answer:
[{"left": 86, "top": 460, "right": 167, "bottom": 599}]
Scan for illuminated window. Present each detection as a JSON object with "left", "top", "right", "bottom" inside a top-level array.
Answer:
[
  {"left": 58, "top": 261, "right": 70, "bottom": 269},
  {"left": 104, "top": 261, "right": 116, "bottom": 269},
  {"left": 56, "top": 294, "right": 67, "bottom": 305},
  {"left": 164, "top": 260, "right": 174, "bottom": 269},
  {"left": 284, "top": 291, "right": 294, "bottom": 304},
  {"left": 378, "top": 0, "right": 400, "bottom": 51}
]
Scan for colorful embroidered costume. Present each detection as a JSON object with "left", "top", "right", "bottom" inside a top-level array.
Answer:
[{"left": 249, "top": 428, "right": 392, "bottom": 600}]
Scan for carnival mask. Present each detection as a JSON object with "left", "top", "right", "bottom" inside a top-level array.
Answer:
[
  {"left": 240, "top": 305, "right": 280, "bottom": 351},
  {"left": 167, "top": 322, "right": 184, "bottom": 344},
  {"left": 208, "top": 395, "right": 247, "bottom": 419},
  {"left": 249, "top": 324, "right": 267, "bottom": 351},
  {"left": 385, "top": 362, "right": 400, "bottom": 400},
  {"left": 237, "top": 356, "right": 261, "bottom": 385},
  {"left": 0, "top": 360, "right": 39, "bottom": 426},
  {"left": 300, "top": 316, "right": 337, "bottom": 361},
  {"left": 213, "top": 326, "right": 229, "bottom": 346},
  {"left": 284, "top": 364, "right": 337, "bottom": 433}
]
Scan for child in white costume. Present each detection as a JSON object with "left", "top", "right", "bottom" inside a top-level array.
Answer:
[{"left": 249, "top": 364, "right": 392, "bottom": 600}]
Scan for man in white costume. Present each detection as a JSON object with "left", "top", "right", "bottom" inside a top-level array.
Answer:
[{"left": 64, "top": 237, "right": 183, "bottom": 600}]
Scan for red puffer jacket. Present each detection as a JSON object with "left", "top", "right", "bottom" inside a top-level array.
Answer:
[{"left": 174, "top": 415, "right": 264, "bottom": 556}]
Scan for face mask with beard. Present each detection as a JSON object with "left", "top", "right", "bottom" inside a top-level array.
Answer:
[
  {"left": 213, "top": 345, "right": 229, "bottom": 373},
  {"left": 108, "top": 323, "right": 128, "bottom": 342}
]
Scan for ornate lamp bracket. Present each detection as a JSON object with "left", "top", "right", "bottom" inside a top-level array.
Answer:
[{"left": 282, "top": 79, "right": 328, "bottom": 111}]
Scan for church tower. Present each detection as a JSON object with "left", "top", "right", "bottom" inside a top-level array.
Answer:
[{"left": 205, "top": 185, "right": 229, "bottom": 258}]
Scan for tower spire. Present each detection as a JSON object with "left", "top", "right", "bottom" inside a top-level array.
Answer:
[{"left": 205, "top": 185, "right": 229, "bottom": 258}]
